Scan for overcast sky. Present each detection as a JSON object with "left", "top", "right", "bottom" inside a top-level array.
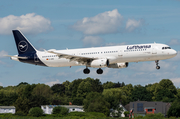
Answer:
[{"left": 0, "top": 0, "right": 180, "bottom": 87}]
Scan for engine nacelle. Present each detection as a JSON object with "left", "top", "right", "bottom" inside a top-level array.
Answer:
[
  {"left": 108, "top": 62, "right": 128, "bottom": 68},
  {"left": 89, "top": 59, "right": 109, "bottom": 68}
]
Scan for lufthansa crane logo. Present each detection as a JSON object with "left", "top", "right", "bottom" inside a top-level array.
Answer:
[{"left": 18, "top": 41, "right": 28, "bottom": 52}]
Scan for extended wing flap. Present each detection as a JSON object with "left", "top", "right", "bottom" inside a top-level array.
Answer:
[{"left": 48, "top": 51, "right": 97, "bottom": 63}]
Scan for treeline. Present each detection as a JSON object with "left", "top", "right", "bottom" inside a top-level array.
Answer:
[{"left": 0, "top": 77, "right": 180, "bottom": 117}]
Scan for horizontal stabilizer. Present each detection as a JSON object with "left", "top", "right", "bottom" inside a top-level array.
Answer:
[{"left": 6, "top": 55, "right": 28, "bottom": 59}]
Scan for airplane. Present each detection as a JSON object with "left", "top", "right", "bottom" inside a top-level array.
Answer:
[{"left": 8, "top": 30, "right": 177, "bottom": 74}]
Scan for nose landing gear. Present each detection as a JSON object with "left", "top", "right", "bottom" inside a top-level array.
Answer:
[{"left": 155, "top": 60, "right": 160, "bottom": 70}]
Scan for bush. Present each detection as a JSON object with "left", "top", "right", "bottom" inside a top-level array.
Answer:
[
  {"left": 15, "top": 111, "right": 26, "bottom": 116},
  {"left": 0, "top": 113, "right": 13, "bottom": 118},
  {"left": 124, "top": 111, "right": 129, "bottom": 117},
  {"left": 68, "top": 112, "right": 106, "bottom": 117},
  {"left": 68, "top": 112, "right": 86, "bottom": 117},
  {"left": 29, "top": 107, "right": 43, "bottom": 117},
  {"left": 60, "top": 106, "right": 69, "bottom": 116},
  {"left": 144, "top": 113, "right": 164, "bottom": 119},
  {"left": 169, "top": 117, "right": 177, "bottom": 119},
  {"left": 52, "top": 106, "right": 69, "bottom": 116},
  {"left": 134, "top": 115, "right": 143, "bottom": 119}
]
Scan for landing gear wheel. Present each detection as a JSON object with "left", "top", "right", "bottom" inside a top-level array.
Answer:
[
  {"left": 97, "top": 68, "right": 103, "bottom": 74},
  {"left": 155, "top": 60, "right": 160, "bottom": 70},
  {"left": 156, "top": 66, "right": 160, "bottom": 70},
  {"left": 83, "top": 68, "right": 90, "bottom": 74}
]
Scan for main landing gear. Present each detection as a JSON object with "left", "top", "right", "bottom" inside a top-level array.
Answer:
[
  {"left": 97, "top": 68, "right": 103, "bottom": 74},
  {"left": 155, "top": 60, "right": 160, "bottom": 70},
  {"left": 83, "top": 67, "right": 103, "bottom": 74},
  {"left": 83, "top": 68, "right": 90, "bottom": 74}
]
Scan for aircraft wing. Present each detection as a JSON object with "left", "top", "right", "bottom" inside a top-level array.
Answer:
[{"left": 48, "top": 51, "right": 98, "bottom": 64}]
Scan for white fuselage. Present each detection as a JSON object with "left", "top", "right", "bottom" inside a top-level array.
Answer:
[{"left": 36, "top": 43, "right": 177, "bottom": 67}]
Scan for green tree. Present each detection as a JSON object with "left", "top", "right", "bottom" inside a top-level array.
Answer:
[
  {"left": 76, "top": 80, "right": 92, "bottom": 98},
  {"left": 146, "top": 83, "right": 158, "bottom": 100},
  {"left": 83, "top": 92, "right": 110, "bottom": 116},
  {"left": 131, "top": 85, "right": 152, "bottom": 101},
  {"left": 114, "top": 82, "right": 122, "bottom": 88},
  {"left": 51, "top": 84, "right": 65, "bottom": 96},
  {"left": 76, "top": 78, "right": 103, "bottom": 98},
  {"left": 14, "top": 96, "right": 30, "bottom": 114},
  {"left": 63, "top": 80, "right": 71, "bottom": 97},
  {"left": 72, "top": 97, "right": 84, "bottom": 105},
  {"left": 0, "top": 92, "right": 18, "bottom": 106},
  {"left": 176, "top": 88, "right": 180, "bottom": 99},
  {"left": 29, "top": 84, "right": 52, "bottom": 108},
  {"left": 158, "top": 79, "right": 177, "bottom": 94},
  {"left": 154, "top": 79, "right": 177, "bottom": 101},
  {"left": 120, "top": 84, "right": 133, "bottom": 104},
  {"left": 168, "top": 99, "right": 180, "bottom": 117},
  {"left": 23, "top": 84, "right": 36, "bottom": 99},
  {"left": 155, "top": 89, "right": 174, "bottom": 102},
  {"left": 103, "top": 81, "right": 115, "bottom": 89},
  {"left": 102, "top": 88, "right": 127, "bottom": 107},
  {"left": 86, "top": 78, "right": 103, "bottom": 93},
  {"left": 16, "top": 82, "right": 29, "bottom": 87},
  {"left": 32, "top": 84, "right": 52, "bottom": 98},
  {"left": 69, "top": 79, "right": 83, "bottom": 98},
  {"left": 121, "top": 82, "right": 125, "bottom": 87}
]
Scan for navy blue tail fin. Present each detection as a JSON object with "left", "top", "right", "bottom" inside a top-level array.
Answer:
[{"left": 12, "top": 30, "right": 36, "bottom": 55}]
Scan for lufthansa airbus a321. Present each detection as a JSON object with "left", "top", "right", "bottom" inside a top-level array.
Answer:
[{"left": 8, "top": 30, "right": 177, "bottom": 74}]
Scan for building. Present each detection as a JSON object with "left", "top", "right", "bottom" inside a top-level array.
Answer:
[
  {"left": 41, "top": 105, "right": 84, "bottom": 114},
  {"left": 129, "top": 101, "right": 171, "bottom": 116},
  {"left": 0, "top": 106, "right": 16, "bottom": 114}
]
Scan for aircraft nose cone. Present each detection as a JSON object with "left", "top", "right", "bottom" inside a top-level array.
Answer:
[{"left": 172, "top": 50, "right": 177, "bottom": 56}]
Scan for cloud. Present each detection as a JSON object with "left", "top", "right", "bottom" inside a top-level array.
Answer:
[
  {"left": 45, "top": 80, "right": 62, "bottom": 87},
  {"left": 129, "top": 61, "right": 177, "bottom": 72},
  {"left": 126, "top": 19, "right": 144, "bottom": 32},
  {"left": 0, "top": 13, "right": 53, "bottom": 35},
  {"left": 105, "top": 42, "right": 127, "bottom": 46},
  {"left": 56, "top": 72, "right": 68, "bottom": 76},
  {"left": 170, "top": 51, "right": 180, "bottom": 61},
  {"left": 168, "top": 39, "right": 180, "bottom": 46},
  {"left": 82, "top": 36, "right": 104, "bottom": 47},
  {"left": 0, "top": 82, "right": 2, "bottom": 86},
  {"left": 0, "top": 50, "right": 8, "bottom": 58},
  {"left": 75, "top": 68, "right": 84, "bottom": 73},
  {"left": 129, "top": 62, "right": 156, "bottom": 72},
  {"left": 0, "top": 50, "right": 9, "bottom": 66},
  {"left": 171, "top": 78, "right": 180, "bottom": 87},
  {"left": 71, "top": 9, "right": 123, "bottom": 35}
]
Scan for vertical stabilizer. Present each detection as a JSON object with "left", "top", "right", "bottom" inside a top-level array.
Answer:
[{"left": 12, "top": 30, "right": 37, "bottom": 55}]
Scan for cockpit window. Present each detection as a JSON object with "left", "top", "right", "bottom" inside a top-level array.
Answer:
[{"left": 162, "top": 47, "right": 171, "bottom": 50}]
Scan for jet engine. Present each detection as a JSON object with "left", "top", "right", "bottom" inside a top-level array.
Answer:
[
  {"left": 89, "top": 59, "right": 109, "bottom": 68},
  {"left": 108, "top": 62, "right": 128, "bottom": 68}
]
